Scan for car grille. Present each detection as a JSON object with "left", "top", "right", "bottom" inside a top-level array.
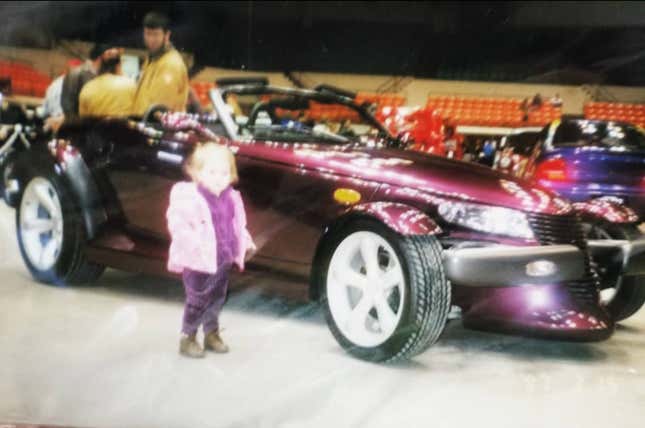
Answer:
[
  {"left": 527, "top": 212, "right": 587, "bottom": 248},
  {"left": 527, "top": 212, "right": 599, "bottom": 305}
]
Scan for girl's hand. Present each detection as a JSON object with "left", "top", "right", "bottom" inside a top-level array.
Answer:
[{"left": 245, "top": 242, "right": 257, "bottom": 262}]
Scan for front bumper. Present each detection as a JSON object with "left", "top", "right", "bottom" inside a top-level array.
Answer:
[
  {"left": 588, "top": 238, "right": 645, "bottom": 278},
  {"left": 444, "top": 244, "right": 586, "bottom": 288},
  {"left": 444, "top": 238, "right": 645, "bottom": 288},
  {"left": 444, "top": 238, "right": 645, "bottom": 341}
]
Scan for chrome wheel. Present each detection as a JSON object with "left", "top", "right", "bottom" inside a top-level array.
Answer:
[
  {"left": 19, "top": 177, "right": 64, "bottom": 272},
  {"left": 326, "top": 231, "right": 406, "bottom": 348}
]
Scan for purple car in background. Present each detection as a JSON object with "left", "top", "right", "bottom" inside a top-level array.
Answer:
[
  {"left": 497, "top": 118, "right": 645, "bottom": 326},
  {"left": 532, "top": 119, "right": 645, "bottom": 221}
]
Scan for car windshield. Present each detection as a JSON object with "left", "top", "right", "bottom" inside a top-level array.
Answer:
[
  {"left": 553, "top": 120, "right": 645, "bottom": 150},
  {"left": 221, "top": 91, "right": 391, "bottom": 145}
]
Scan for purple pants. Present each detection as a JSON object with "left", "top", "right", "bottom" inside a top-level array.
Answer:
[{"left": 181, "top": 265, "right": 231, "bottom": 336}]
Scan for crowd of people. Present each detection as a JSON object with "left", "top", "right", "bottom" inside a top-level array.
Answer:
[
  {"left": 461, "top": 136, "right": 500, "bottom": 165},
  {"left": 42, "top": 11, "right": 189, "bottom": 132}
]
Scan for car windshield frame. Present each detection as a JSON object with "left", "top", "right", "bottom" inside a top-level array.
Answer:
[{"left": 209, "top": 84, "right": 396, "bottom": 145}]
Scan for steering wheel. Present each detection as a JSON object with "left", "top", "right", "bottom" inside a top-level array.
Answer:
[
  {"left": 142, "top": 104, "right": 169, "bottom": 123},
  {"left": 248, "top": 101, "right": 272, "bottom": 127}
]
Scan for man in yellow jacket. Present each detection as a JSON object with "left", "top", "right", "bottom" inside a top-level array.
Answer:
[
  {"left": 132, "top": 12, "right": 189, "bottom": 116},
  {"left": 79, "top": 52, "right": 136, "bottom": 117}
]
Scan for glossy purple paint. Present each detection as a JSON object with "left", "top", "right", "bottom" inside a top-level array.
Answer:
[
  {"left": 234, "top": 140, "right": 575, "bottom": 215},
  {"left": 572, "top": 198, "right": 639, "bottom": 223},
  {"left": 348, "top": 201, "right": 442, "bottom": 235},
  {"left": 48, "top": 138, "right": 78, "bottom": 167},
  {"left": 45, "top": 113, "right": 620, "bottom": 343},
  {"left": 457, "top": 284, "right": 613, "bottom": 341},
  {"left": 225, "top": 138, "right": 613, "bottom": 341}
]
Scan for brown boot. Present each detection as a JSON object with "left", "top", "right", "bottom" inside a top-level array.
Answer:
[
  {"left": 204, "top": 330, "right": 230, "bottom": 353},
  {"left": 179, "top": 334, "right": 205, "bottom": 358}
]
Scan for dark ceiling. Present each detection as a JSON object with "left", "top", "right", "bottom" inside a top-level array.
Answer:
[{"left": 1, "top": 1, "right": 645, "bottom": 85}]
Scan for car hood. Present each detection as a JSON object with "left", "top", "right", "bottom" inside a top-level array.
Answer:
[{"left": 282, "top": 144, "right": 573, "bottom": 215}]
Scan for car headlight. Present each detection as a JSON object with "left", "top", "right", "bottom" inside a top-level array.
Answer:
[{"left": 437, "top": 201, "right": 534, "bottom": 240}]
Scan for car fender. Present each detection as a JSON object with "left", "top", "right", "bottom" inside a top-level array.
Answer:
[
  {"left": 10, "top": 140, "right": 107, "bottom": 239},
  {"left": 309, "top": 202, "right": 441, "bottom": 300},
  {"left": 572, "top": 197, "right": 639, "bottom": 224},
  {"left": 343, "top": 201, "right": 442, "bottom": 236}
]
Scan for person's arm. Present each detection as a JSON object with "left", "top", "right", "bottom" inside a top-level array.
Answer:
[
  {"left": 42, "top": 86, "right": 53, "bottom": 118},
  {"left": 232, "top": 190, "right": 257, "bottom": 259}
]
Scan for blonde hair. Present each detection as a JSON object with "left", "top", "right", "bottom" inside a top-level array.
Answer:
[{"left": 185, "top": 142, "right": 239, "bottom": 184}]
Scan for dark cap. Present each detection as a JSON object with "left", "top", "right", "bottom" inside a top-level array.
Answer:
[
  {"left": 89, "top": 43, "right": 111, "bottom": 61},
  {"left": 143, "top": 11, "right": 170, "bottom": 31}
]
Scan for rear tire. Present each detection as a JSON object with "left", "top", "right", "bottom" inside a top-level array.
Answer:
[
  {"left": 16, "top": 171, "right": 104, "bottom": 286},
  {"left": 584, "top": 222, "right": 645, "bottom": 321},
  {"left": 320, "top": 219, "right": 450, "bottom": 363}
]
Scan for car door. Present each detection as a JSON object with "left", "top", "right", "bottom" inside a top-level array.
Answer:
[
  {"left": 231, "top": 138, "right": 380, "bottom": 277},
  {"left": 102, "top": 128, "right": 189, "bottom": 241}
]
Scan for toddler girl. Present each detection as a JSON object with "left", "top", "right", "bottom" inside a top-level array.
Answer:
[{"left": 167, "top": 142, "right": 255, "bottom": 358}]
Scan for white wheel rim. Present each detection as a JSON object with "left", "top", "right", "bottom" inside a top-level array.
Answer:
[
  {"left": 19, "top": 177, "right": 64, "bottom": 271},
  {"left": 327, "top": 231, "right": 406, "bottom": 348}
]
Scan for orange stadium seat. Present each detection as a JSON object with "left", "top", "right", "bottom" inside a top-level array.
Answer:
[
  {"left": 583, "top": 101, "right": 645, "bottom": 125},
  {"left": 423, "top": 95, "right": 561, "bottom": 127}
]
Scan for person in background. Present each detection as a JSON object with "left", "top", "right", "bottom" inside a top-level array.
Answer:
[
  {"left": 132, "top": 11, "right": 189, "bottom": 116},
  {"left": 462, "top": 142, "right": 474, "bottom": 163},
  {"left": 43, "top": 59, "right": 81, "bottom": 119},
  {"left": 550, "top": 93, "right": 563, "bottom": 107},
  {"left": 530, "top": 93, "right": 543, "bottom": 110},
  {"left": 78, "top": 51, "right": 136, "bottom": 117},
  {"left": 61, "top": 44, "right": 111, "bottom": 120},
  {"left": 479, "top": 138, "right": 497, "bottom": 167},
  {"left": 41, "top": 59, "right": 82, "bottom": 132},
  {"left": 520, "top": 98, "right": 529, "bottom": 122},
  {"left": 443, "top": 122, "right": 463, "bottom": 160}
]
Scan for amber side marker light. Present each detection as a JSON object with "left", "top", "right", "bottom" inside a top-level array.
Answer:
[{"left": 334, "top": 188, "right": 362, "bottom": 205}]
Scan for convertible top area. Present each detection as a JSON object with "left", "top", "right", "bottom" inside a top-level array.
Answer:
[{"left": 210, "top": 83, "right": 391, "bottom": 141}]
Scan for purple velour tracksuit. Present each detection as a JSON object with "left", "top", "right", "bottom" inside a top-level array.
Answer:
[{"left": 181, "top": 185, "right": 238, "bottom": 336}]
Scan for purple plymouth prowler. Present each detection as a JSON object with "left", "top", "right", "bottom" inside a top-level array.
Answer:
[{"left": 1, "top": 82, "right": 644, "bottom": 362}]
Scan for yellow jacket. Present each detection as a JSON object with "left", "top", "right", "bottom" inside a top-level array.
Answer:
[
  {"left": 132, "top": 48, "right": 188, "bottom": 116},
  {"left": 78, "top": 74, "right": 136, "bottom": 117}
]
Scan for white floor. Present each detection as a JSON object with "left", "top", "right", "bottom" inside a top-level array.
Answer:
[{"left": 1, "top": 202, "right": 644, "bottom": 428}]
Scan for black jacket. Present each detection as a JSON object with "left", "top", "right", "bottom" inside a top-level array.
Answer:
[{"left": 61, "top": 62, "right": 96, "bottom": 118}]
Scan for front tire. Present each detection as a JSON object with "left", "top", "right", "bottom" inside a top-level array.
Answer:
[
  {"left": 320, "top": 219, "right": 450, "bottom": 363},
  {"left": 584, "top": 222, "right": 645, "bottom": 321},
  {"left": 16, "top": 173, "right": 104, "bottom": 285}
]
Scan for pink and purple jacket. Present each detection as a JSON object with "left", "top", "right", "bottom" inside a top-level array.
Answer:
[{"left": 166, "top": 181, "right": 255, "bottom": 274}]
